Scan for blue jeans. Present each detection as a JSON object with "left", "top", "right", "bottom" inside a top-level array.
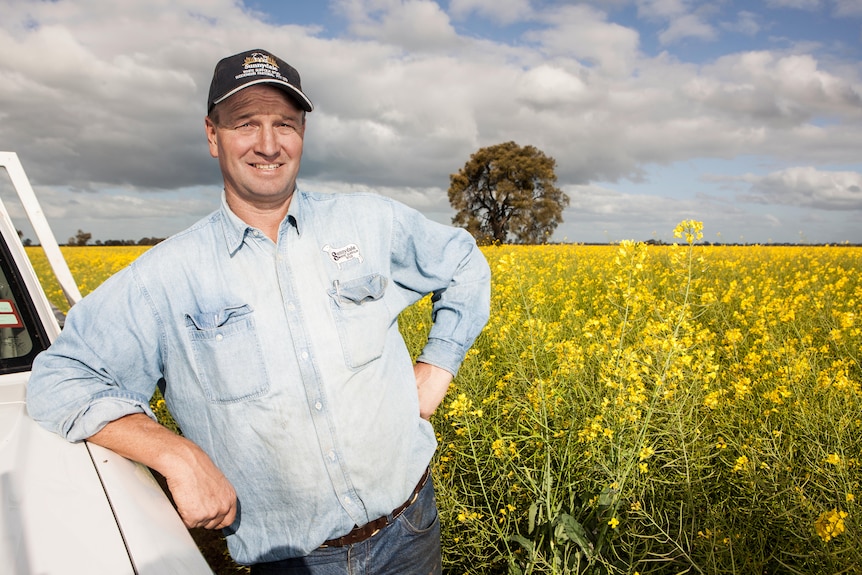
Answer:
[{"left": 250, "top": 476, "right": 442, "bottom": 575}]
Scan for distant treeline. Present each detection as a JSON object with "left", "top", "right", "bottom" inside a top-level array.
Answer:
[
  {"left": 60, "top": 229, "right": 164, "bottom": 247},
  {"left": 17, "top": 230, "right": 165, "bottom": 247},
  {"left": 89, "top": 237, "right": 165, "bottom": 246}
]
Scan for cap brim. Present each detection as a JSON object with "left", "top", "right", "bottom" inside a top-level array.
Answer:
[{"left": 212, "top": 78, "right": 314, "bottom": 112}]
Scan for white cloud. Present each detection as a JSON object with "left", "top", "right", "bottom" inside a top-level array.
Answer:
[
  {"left": 658, "top": 12, "right": 717, "bottom": 45},
  {"left": 732, "top": 167, "right": 862, "bottom": 209},
  {"left": 0, "top": 180, "right": 217, "bottom": 242},
  {"left": 722, "top": 11, "right": 762, "bottom": 36},
  {"left": 448, "top": 0, "right": 533, "bottom": 25},
  {"left": 334, "top": 0, "right": 461, "bottom": 49},
  {"left": 557, "top": 182, "right": 755, "bottom": 244},
  {"left": 637, "top": 0, "right": 690, "bottom": 20},
  {"left": 686, "top": 52, "right": 862, "bottom": 128},
  {"left": 526, "top": 5, "right": 641, "bottom": 76},
  {"left": 515, "top": 64, "right": 587, "bottom": 109},
  {"left": 832, "top": 0, "right": 862, "bottom": 15}
]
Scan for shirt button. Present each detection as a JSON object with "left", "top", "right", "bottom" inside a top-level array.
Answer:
[
  {"left": 314, "top": 401, "right": 322, "bottom": 411},
  {"left": 287, "top": 303, "right": 296, "bottom": 312},
  {"left": 328, "top": 450, "right": 336, "bottom": 461},
  {"left": 301, "top": 351, "right": 309, "bottom": 360},
  {"left": 215, "top": 334, "right": 223, "bottom": 342},
  {"left": 343, "top": 496, "right": 352, "bottom": 505}
]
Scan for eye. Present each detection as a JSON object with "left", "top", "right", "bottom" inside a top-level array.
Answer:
[{"left": 234, "top": 122, "right": 257, "bottom": 134}]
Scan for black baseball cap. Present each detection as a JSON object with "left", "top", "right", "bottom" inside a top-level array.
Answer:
[{"left": 207, "top": 49, "right": 314, "bottom": 113}]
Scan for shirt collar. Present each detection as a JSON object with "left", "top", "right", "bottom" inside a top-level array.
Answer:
[
  {"left": 218, "top": 190, "right": 303, "bottom": 255},
  {"left": 283, "top": 189, "right": 303, "bottom": 237}
]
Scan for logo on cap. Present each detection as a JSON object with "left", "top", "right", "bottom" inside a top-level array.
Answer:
[{"left": 237, "top": 52, "right": 290, "bottom": 84}]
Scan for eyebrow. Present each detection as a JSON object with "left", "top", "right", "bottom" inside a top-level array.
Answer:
[{"left": 224, "top": 111, "right": 303, "bottom": 124}]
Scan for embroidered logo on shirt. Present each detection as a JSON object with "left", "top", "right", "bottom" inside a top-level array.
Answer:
[{"left": 322, "top": 243, "right": 364, "bottom": 269}]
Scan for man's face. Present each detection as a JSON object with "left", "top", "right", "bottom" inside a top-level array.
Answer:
[{"left": 205, "top": 84, "right": 306, "bottom": 211}]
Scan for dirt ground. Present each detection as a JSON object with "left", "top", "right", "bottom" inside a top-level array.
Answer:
[{"left": 188, "top": 527, "right": 249, "bottom": 574}]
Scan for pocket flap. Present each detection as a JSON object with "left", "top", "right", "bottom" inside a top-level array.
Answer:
[
  {"left": 331, "top": 274, "right": 388, "bottom": 305},
  {"left": 185, "top": 304, "right": 254, "bottom": 330}
]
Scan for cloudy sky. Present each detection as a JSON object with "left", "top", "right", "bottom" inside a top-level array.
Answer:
[{"left": 2, "top": 0, "right": 861, "bottom": 244}]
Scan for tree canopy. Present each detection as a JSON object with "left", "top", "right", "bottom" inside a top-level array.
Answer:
[
  {"left": 67, "top": 229, "right": 91, "bottom": 246},
  {"left": 447, "top": 141, "right": 569, "bottom": 244}
]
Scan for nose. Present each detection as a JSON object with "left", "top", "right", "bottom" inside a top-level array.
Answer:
[{"left": 255, "top": 125, "right": 279, "bottom": 157}]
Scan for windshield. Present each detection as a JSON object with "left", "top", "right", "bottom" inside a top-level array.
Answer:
[{"left": 0, "top": 234, "right": 49, "bottom": 374}]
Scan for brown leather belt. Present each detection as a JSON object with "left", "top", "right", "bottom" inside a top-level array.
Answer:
[{"left": 320, "top": 467, "right": 431, "bottom": 547}]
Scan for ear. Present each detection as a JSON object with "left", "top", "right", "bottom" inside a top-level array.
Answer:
[{"left": 205, "top": 117, "right": 219, "bottom": 158}]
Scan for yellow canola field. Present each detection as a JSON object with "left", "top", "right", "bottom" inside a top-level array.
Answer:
[
  {"left": 26, "top": 229, "right": 862, "bottom": 574},
  {"left": 420, "top": 232, "right": 861, "bottom": 573},
  {"left": 26, "top": 245, "right": 149, "bottom": 312}
]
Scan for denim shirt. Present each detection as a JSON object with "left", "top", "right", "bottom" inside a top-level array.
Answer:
[{"left": 27, "top": 189, "right": 491, "bottom": 564}]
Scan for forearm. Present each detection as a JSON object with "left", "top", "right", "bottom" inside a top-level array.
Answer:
[
  {"left": 88, "top": 413, "right": 195, "bottom": 475},
  {"left": 89, "top": 413, "right": 237, "bottom": 529}
]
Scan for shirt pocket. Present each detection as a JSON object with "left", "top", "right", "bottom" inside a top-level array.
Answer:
[
  {"left": 184, "top": 304, "right": 270, "bottom": 403},
  {"left": 328, "top": 273, "right": 390, "bottom": 369}
]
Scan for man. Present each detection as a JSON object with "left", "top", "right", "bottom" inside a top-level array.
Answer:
[{"left": 26, "top": 48, "right": 490, "bottom": 574}]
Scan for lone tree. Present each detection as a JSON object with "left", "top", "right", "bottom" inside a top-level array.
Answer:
[
  {"left": 67, "top": 229, "right": 92, "bottom": 246},
  {"left": 448, "top": 141, "right": 569, "bottom": 244}
]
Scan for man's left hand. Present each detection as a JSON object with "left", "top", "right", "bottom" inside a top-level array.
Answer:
[{"left": 414, "top": 362, "right": 454, "bottom": 420}]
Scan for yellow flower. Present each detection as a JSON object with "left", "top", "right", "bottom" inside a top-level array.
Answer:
[
  {"left": 815, "top": 509, "right": 848, "bottom": 542},
  {"left": 672, "top": 219, "right": 704, "bottom": 245},
  {"left": 500, "top": 441, "right": 518, "bottom": 459},
  {"left": 608, "top": 516, "right": 620, "bottom": 529},
  {"left": 457, "top": 510, "right": 482, "bottom": 523},
  {"left": 704, "top": 390, "right": 723, "bottom": 409},
  {"left": 733, "top": 377, "right": 751, "bottom": 398},
  {"left": 732, "top": 455, "right": 749, "bottom": 473},
  {"left": 491, "top": 438, "right": 506, "bottom": 458},
  {"left": 446, "top": 393, "right": 473, "bottom": 418},
  {"left": 824, "top": 453, "right": 842, "bottom": 466}
]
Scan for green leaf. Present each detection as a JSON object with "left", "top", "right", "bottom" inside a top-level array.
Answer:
[
  {"left": 508, "top": 534, "right": 534, "bottom": 554},
  {"left": 556, "top": 513, "right": 594, "bottom": 558},
  {"left": 598, "top": 486, "right": 616, "bottom": 508}
]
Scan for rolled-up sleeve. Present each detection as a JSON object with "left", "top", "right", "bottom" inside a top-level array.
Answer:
[
  {"left": 389, "top": 202, "right": 491, "bottom": 375},
  {"left": 26, "top": 266, "right": 162, "bottom": 442}
]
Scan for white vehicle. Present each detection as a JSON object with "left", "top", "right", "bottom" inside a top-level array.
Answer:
[{"left": 0, "top": 152, "right": 213, "bottom": 574}]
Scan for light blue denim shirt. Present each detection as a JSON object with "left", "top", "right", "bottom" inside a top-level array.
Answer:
[{"left": 27, "top": 189, "right": 490, "bottom": 564}]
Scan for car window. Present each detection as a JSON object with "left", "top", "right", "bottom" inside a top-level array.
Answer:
[{"left": 0, "top": 235, "right": 49, "bottom": 374}]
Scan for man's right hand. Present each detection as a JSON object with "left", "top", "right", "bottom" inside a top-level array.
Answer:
[
  {"left": 160, "top": 437, "right": 237, "bottom": 529},
  {"left": 88, "top": 413, "right": 237, "bottom": 530}
]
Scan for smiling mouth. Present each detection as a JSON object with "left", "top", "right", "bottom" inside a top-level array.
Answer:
[{"left": 252, "top": 163, "right": 281, "bottom": 171}]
